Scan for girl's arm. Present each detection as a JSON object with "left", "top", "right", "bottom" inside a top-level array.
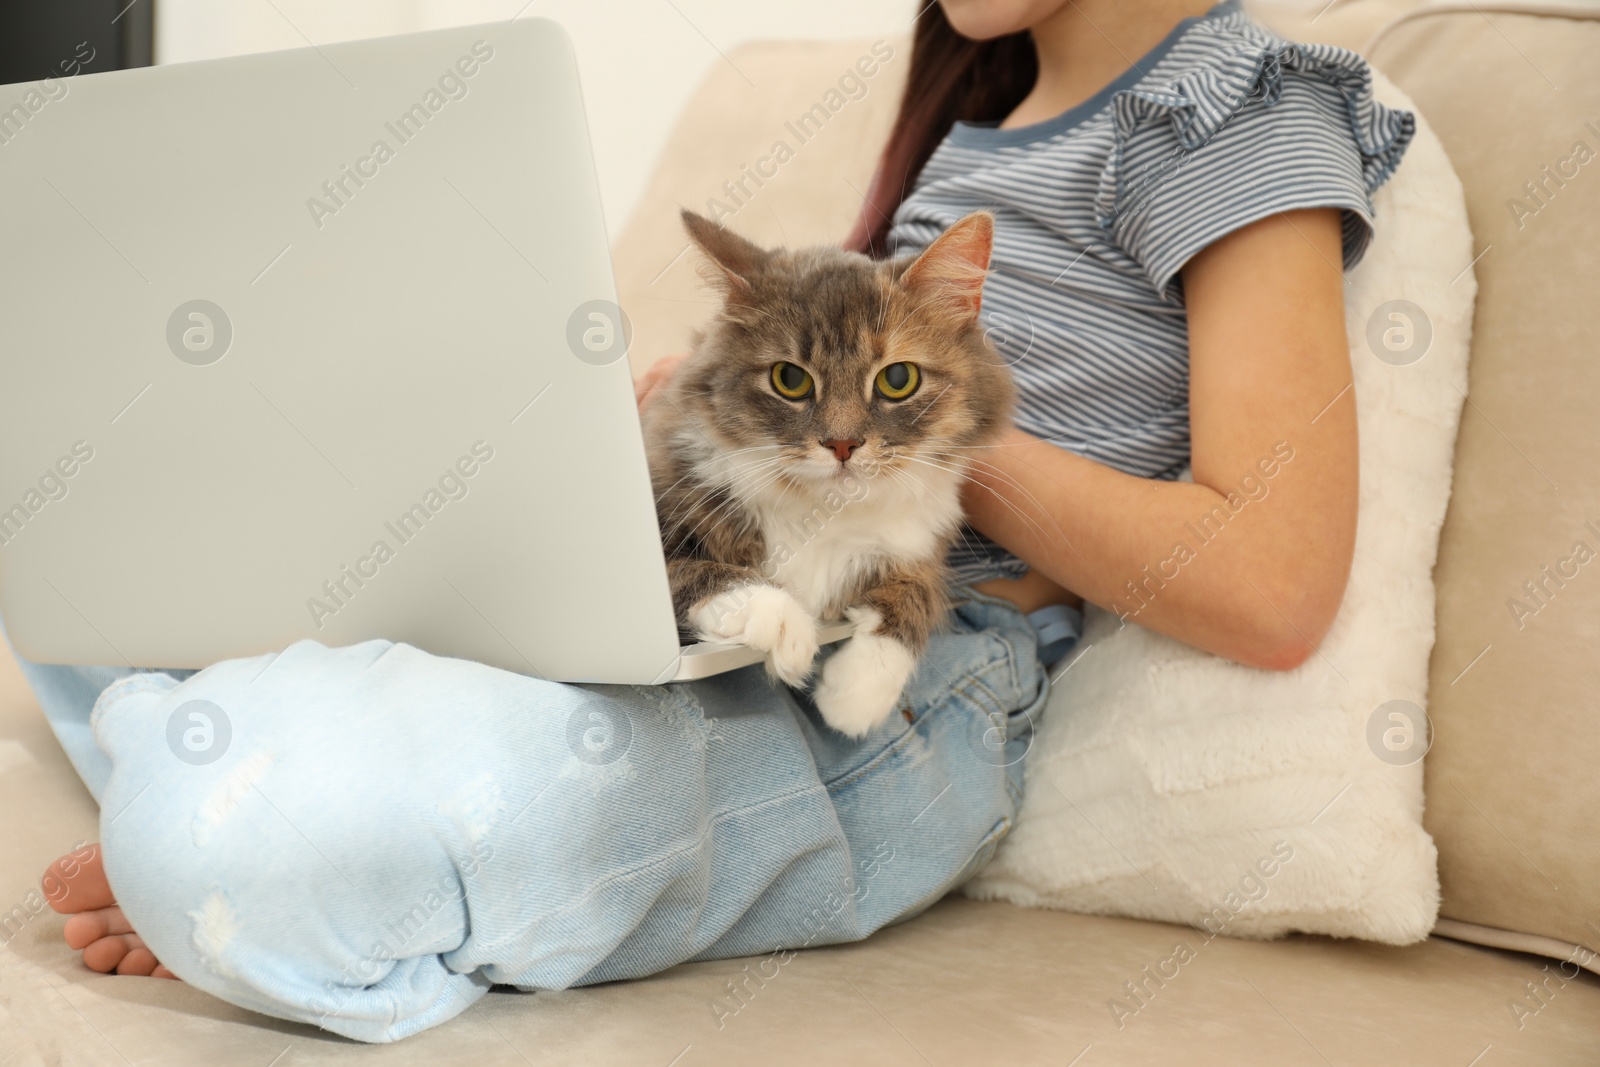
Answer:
[{"left": 963, "top": 207, "right": 1358, "bottom": 670}]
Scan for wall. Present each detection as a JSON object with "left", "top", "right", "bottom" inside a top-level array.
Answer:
[{"left": 155, "top": 0, "right": 918, "bottom": 235}]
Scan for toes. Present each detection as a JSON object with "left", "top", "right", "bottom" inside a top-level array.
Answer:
[
  {"left": 63, "top": 906, "right": 133, "bottom": 950},
  {"left": 767, "top": 624, "right": 820, "bottom": 686},
  {"left": 43, "top": 844, "right": 113, "bottom": 914},
  {"left": 816, "top": 692, "right": 896, "bottom": 738},
  {"left": 691, "top": 585, "right": 822, "bottom": 682},
  {"left": 739, "top": 587, "right": 793, "bottom": 650},
  {"left": 767, "top": 653, "right": 814, "bottom": 688},
  {"left": 81, "top": 934, "right": 135, "bottom": 974},
  {"left": 743, "top": 609, "right": 781, "bottom": 651},
  {"left": 758, "top": 605, "right": 819, "bottom": 684},
  {"left": 690, "top": 588, "right": 750, "bottom": 642},
  {"left": 765, "top": 654, "right": 806, "bottom": 688},
  {"left": 115, "top": 944, "right": 161, "bottom": 977},
  {"left": 81, "top": 932, "right": 177, "bottom": 980},
  {"left": 815, "top": 634, "right": 916, "bottom": 738},
  {"left": 815, "top": 681, "right": 894, "bottom": 738},
  {"left": 786, "top": 624, "right": 821, "bottom": 666}
]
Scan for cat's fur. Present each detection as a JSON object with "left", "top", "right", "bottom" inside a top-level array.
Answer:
[{"left": 642, "top": 209, "right": 1014, "bottom": 737}]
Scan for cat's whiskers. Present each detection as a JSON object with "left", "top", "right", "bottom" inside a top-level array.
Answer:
[
  {"left": 722, "top": 453, "right": 803, "bottom": 490},
  {"left": 927, "top": 448, "right": 1070, "bottom": 545},
  {"left": 875, "top": 446, "right": 968, "bottom": 511},
  {"left": 701, "top": 444, "right": 787, "bottom": 467},
  {"left": 654, "top": 458, "right": 747, "bottom": 505},
  {"left": 736, "top": 465, "right": 824, "bottom": 513},
  {"left": 693, "top": 448, "right": 787, "bottom": 492},
  {"left": 886, "top": 454, "right": 967, "bottom": 516},
  {"left": 722, "top": 469, "right": 792, "bottom": 511},
  {"left": 658, "top": 490, "right": 736, "bottom": 542},
  {"left": 677, "top": 466, "right": 791, "bottom": 539},
  {"left": 882, "top": 465, "right": 925, "bottom": 505},
  {"left": 659, "top": 449, "right": 778, "bottom": 506},
  {"left": 948, "top": 476, "right": 1055, "bottom": 547},
  {"left": 950, "top": 520, "right": 987, "bottom": 560},
  {"left": 657, "top": 454, "right": 788, "bottom": 536},
  {"left": 714, "top": 451, "right": 797, "bottom": 495},
  {"left": 714, "top": 471, "right": 804, "bottom": 533},
  {"left": 684, "top": 467, "right": 784, "bottom": 531},
  {"left": 922, "top": 440, "right": 1036, "bottom": 451},
  {"left": 900, "top": 452, "right": 1057, "bottom": 546}
]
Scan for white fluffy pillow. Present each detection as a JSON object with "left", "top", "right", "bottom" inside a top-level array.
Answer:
[{"left": 965, "top": 72, "right": 1473, "bottom": 945}]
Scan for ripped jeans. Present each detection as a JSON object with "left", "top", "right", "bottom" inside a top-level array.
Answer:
[{"left": 10, "top": 589, "right": 1050, "bottom": 1042}]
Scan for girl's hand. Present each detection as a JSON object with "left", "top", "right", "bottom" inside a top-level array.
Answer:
[{"left": 635, "top": 353, "right": 688, "bottom": 410}]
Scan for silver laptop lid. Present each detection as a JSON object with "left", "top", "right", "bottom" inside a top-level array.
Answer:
[{"left": 0, "top": 20, "right": 687, "bottom": 684}]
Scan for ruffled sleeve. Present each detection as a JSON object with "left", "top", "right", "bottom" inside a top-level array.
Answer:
[{"left": 1097, "top": 25, "right": 1415, "bottom": 300}]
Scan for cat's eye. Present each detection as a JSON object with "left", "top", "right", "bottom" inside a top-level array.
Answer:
[
  {"left": 874, "top": 362, "right": 920, "bottom": 401},
  {"left": 770, "top": 362, "right": 814, "bottom": 400}
]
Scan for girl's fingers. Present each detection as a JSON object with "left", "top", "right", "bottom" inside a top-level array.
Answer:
[{"left": 636, "top": 353, "right": 689, "bottom": 409}]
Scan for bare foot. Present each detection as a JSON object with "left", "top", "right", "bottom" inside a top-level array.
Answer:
[{"left": 43, "top": 844, "right": 178, "bottom": 980}]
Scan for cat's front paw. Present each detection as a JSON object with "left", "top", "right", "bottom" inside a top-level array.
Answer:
[
  {"left": 814, "top": 612, "right": 917, "bottom": 739},
  {"left": 691, "top": 584, "right": 820, "bottom": 686}
]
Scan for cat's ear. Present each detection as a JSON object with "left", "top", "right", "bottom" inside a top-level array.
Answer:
[
  {"left": 900, "top": 211, "right": 993, "bottom": 321},
  {"left": 681, "top": 209, "right": 767, "bottom": 303}
]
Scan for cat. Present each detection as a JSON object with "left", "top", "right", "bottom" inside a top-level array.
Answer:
[{"left": 642, "top": 208, "right": 1014, "bottom": 737}]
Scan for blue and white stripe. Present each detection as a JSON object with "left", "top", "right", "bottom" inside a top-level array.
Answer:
[{"left": 888, "top": 0, "right": 1414, "bottom": 585}]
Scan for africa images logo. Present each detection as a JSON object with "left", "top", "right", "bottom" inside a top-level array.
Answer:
[
  {"left": 0, "top": 441, "right": 94, "bottom": 547},
  {"left": 166, "top": 300, "right": 233, "bottom": 365},
  {"left": 305, "top": 441, "right": 494, "bottom": 629}
]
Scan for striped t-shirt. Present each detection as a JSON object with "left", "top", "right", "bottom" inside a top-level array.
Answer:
[{"left": 887, "top": 0, "right": 1415, "bottom": 584}]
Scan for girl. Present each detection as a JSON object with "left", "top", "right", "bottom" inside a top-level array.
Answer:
[{"left": 30, "top": 0, "right": 1408, "bottom": 1041}]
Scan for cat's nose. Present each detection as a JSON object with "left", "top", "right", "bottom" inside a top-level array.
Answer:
[{"left": 821, "top": 439, "right": 863, "bottom": 463}]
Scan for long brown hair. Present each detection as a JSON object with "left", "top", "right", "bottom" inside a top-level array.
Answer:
[{"left": 844, "top": 5, "right": 1037, "bottom": 258}]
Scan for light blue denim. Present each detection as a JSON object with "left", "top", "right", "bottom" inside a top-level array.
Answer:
[{"left": 9, "top": 590, "right": 1049, "bottom": 1043}]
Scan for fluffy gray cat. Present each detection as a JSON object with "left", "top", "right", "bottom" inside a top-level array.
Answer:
[{"left": 642, "top": 209, "right": 1014, "bottom": 737}]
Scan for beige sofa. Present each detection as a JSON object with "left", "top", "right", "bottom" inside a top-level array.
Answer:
[{"left": 3, "top": 1, "right": 1598, "bottom": 1063}]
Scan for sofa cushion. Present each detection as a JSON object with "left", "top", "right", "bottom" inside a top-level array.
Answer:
[
  {"left": 1249, "top": 0, "right": 1431, "bottom": 50},
  {"left": 1367, "top": 0, "right": 1600, "bottom": 966},
  {"left": 965, "top": 67, "right": 1470, "bottom": 946}
]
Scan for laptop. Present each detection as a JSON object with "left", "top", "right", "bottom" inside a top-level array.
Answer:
[{"left": 0, "top": 19, "right": 850, "bottom": 685}]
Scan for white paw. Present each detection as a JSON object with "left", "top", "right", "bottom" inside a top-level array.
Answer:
[
  {"left": 813, "top": 610, "right": 916, "bottom": 739},
  {"left": 691, "top": 584, "right": 820, "bottom": 686}
]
